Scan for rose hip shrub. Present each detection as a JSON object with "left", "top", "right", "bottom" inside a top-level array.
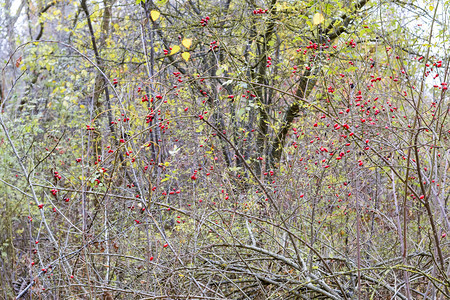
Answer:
[{"left": 0, "top": 0, "right": 449, "bottom": 299}]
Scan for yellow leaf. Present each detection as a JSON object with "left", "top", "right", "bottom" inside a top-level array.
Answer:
[
  {"left": 150, "top": 10, "right": 160, "bottom": 21},
  {"left": 313, "top": 13, "right": 324, "bottom": 25},
  {"left": 181, "top": 52, "right": 190, "bottom": 62},
  {"left": 170, "top": 45, "right": 180, "bottom": 55},
  {"left": 182, "top": 38, "right": 192, "bottom": 49}
]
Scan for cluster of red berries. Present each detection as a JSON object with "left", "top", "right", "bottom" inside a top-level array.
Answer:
[
  {"left": 266, "top": 56, "right": 272, "bottom": 67},
  {"left": 369, "top": 75, "right": 382, "bottom": 83},
  {"left": 145, "top": 112, "right": 154, "bottom": 123},
  {"left": 158, "top": 120, "right": 170, "bottom": 134},
  {"left": 306, "top": 41, "right": 319, "bottom": 50},
  {"left": 292, "top": 65, "right": 297, "bottom": 73},
  {"left": 346, "top": 39, "right": 357, "bottom": 48},
  {"left": 253, "top": 8, "right": 268, "bottom": 14},
  {"left": 54, "top": 171, "right": 61, "bottom": 180},
  {"left": 241, "top": 90, "right": 256, "bottom": 99},
  {"left": 200, "top": 16, "right": 210, "bottom": 26},
  {"left": 210, "top": 40, "right": 218, "bottom": 50},
  {"left": 173, "top": 71, "right": 183, "bottom": 83},
  {"left": 198, "top": 89, "right": 208, "bottom": 97},
  {"left": 118, "top": 114, "right": 130, "bottom": 122},
  {"left": 162, "top": 189, "right": 181, "bottom": 196},
  {"left": 94, "top": 155, "right": 102, "bottom": 165},
  {"left": 296, "top": 40, "right": 331, "bottom": 54}
]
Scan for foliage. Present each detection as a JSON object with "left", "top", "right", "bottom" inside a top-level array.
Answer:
[{"left": 0, "top": 0, "right": 449, "bottom": 298}]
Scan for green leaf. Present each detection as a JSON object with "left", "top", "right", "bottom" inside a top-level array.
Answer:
[
  {"left": 196, "top": 124, "right": 204, "bottom": 132},
  {"left": 237, "top": 108, "right": 246, "bottom": 119}
]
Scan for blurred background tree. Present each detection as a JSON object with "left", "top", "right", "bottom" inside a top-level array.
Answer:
[{"left": 1, "top": 0, "right": 449, "bottom": 298}]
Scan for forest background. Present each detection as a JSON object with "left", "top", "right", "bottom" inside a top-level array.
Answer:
[{"left": 0, "top": 0, "right": 449, "bottom": 299}]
